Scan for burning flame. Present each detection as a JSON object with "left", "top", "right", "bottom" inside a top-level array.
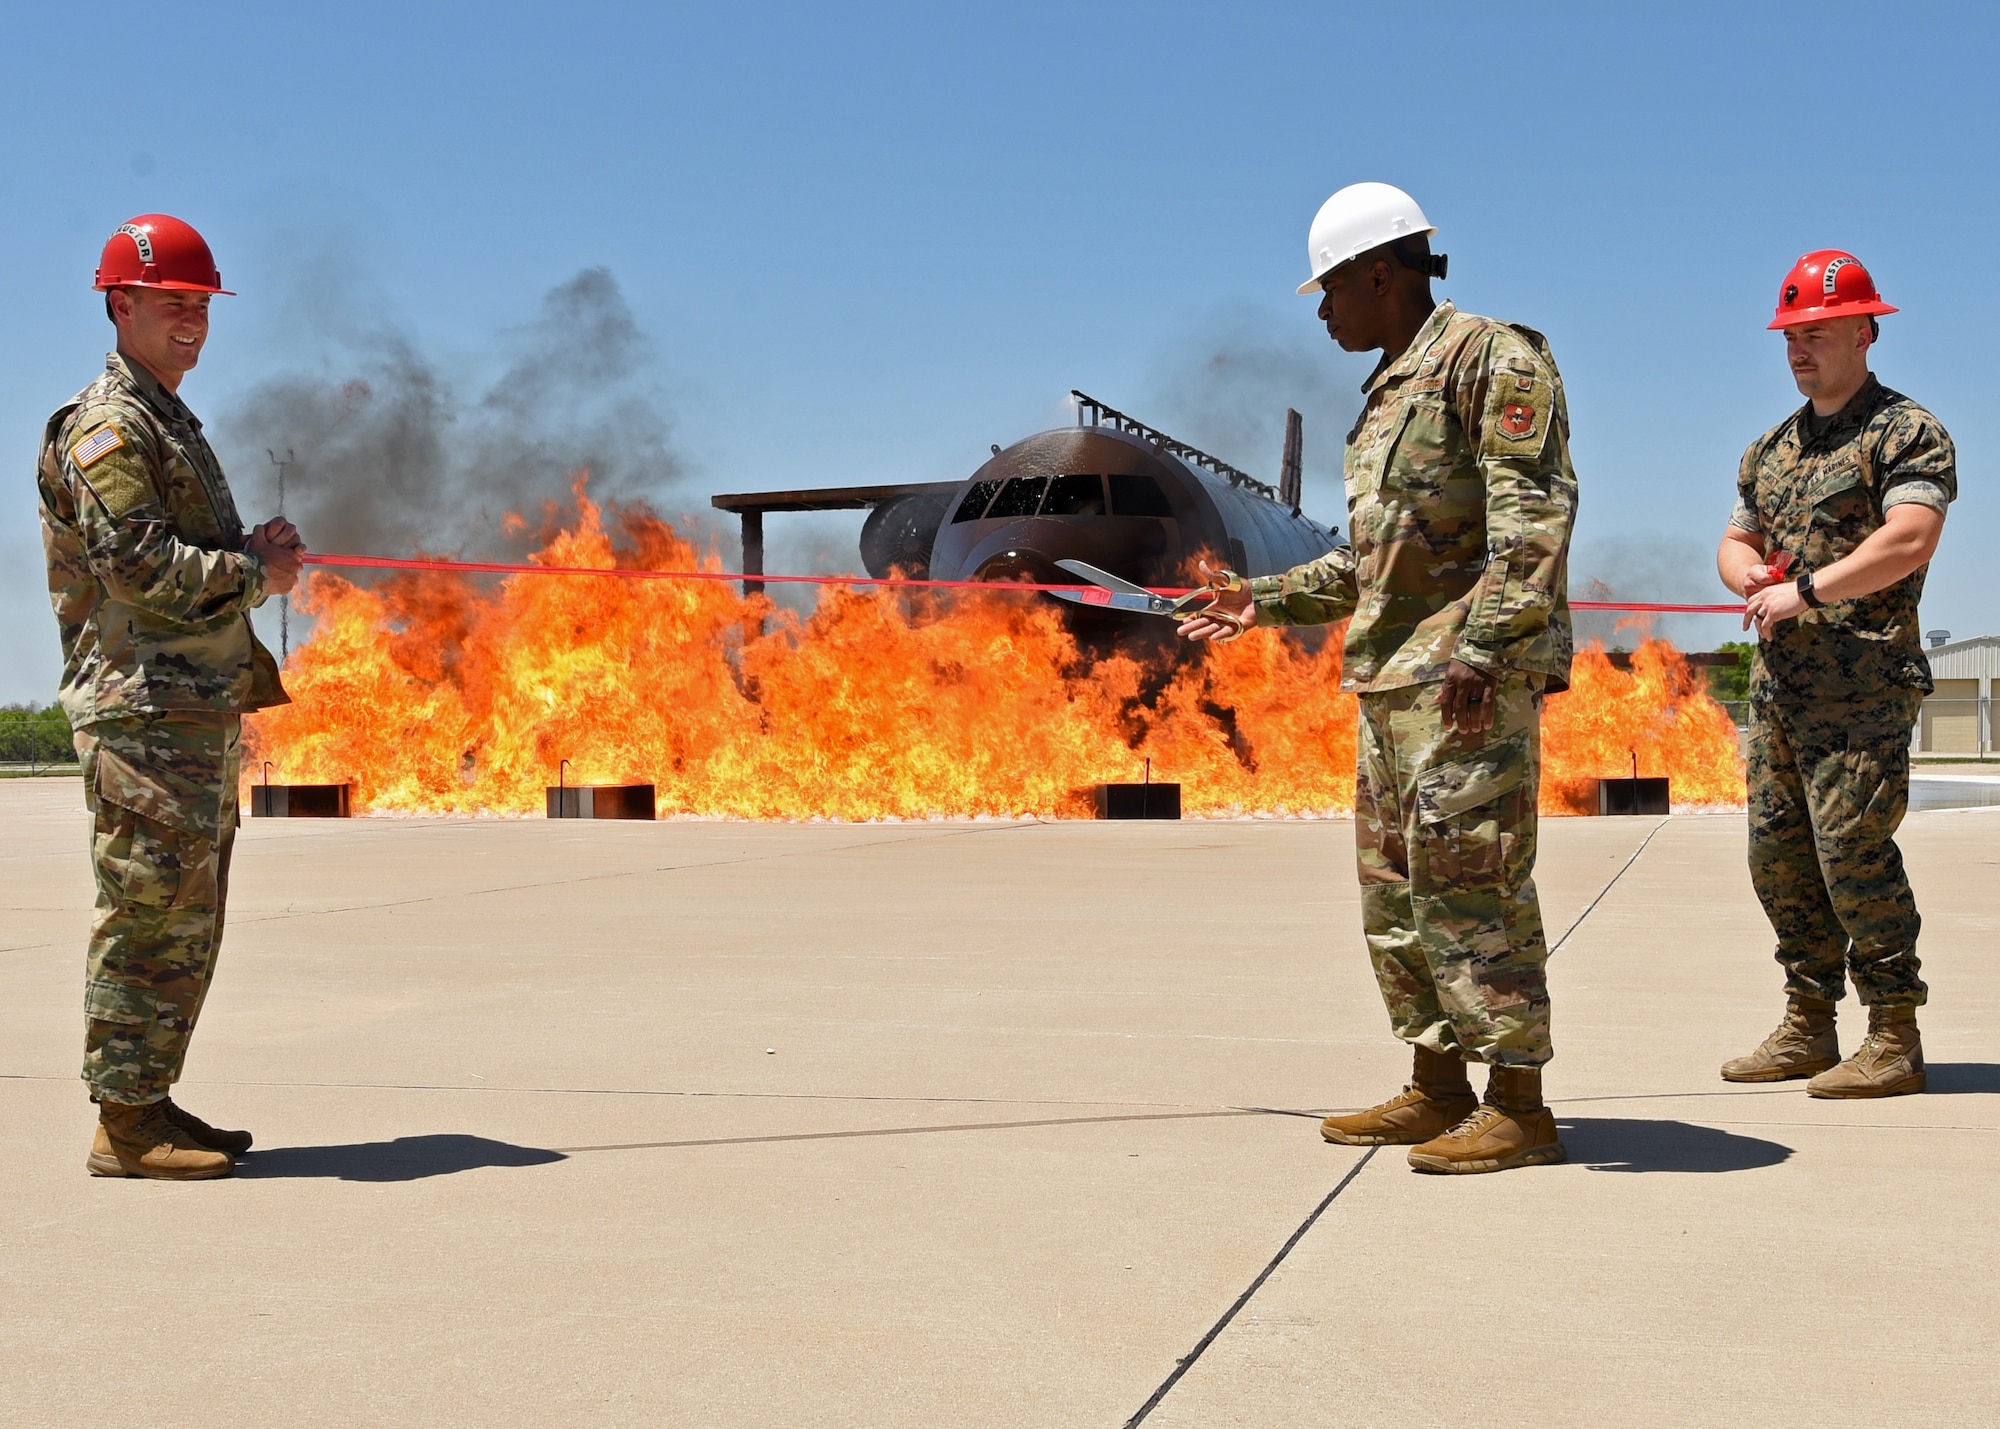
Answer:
[
  {"left": 1541, "top": 638, "right": 1746, "bottom": 813},
  {"left": 245, "top": 486, "right": 1745, "bottom": 818}
]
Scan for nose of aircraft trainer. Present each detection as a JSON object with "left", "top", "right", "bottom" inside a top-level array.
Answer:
[{"left": 923, "top": 426, "right": 1335, "bottom": 589}]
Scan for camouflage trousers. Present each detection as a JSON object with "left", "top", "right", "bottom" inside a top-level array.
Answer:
[
  {"left": 1748, "top": 693, "right": 1925, "bottom": 1008},
  {"left": 74, "top": 714, "right": 241, "bottom": 1105},
  {"left": 1355, "top": 674, "right": 1551, "bottom": 1067}
]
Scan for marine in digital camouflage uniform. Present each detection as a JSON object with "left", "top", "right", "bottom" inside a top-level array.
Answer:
[
  {"left": 1181, "top": 183, "right": 1575, "bottom": 1174},
  {"left": 1718, "top": 249, "right": 1951, "bottom": 1100},
  {"left": 36, "top": 214, "right": 297, "bottom": 1178}
]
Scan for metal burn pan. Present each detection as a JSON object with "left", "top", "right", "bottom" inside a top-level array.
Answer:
[
  {"left": 546, "top": 784, "right": 656, "bottom": 820},
  {"left": 250, "top": 783, "right": 353, "bottom": 818},
  {"left": 1595, "top": 777, "right": 1671, "bottom": 816},
  {"left": 1095, "top": 782, "right": 1181, "bottom": 820}
]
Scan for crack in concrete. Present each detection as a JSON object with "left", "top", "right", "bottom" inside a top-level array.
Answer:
[
  {"left": 0, "top": 1070, "right": 1280, "bottom": 1113},
  {"left": 1124, "top": 1147, "right": 1380, "bottom": 1426},
  {"left": 550, "top": 1107, "right": 1271, "bottom": 1153},
  {"left": 1551, "top": 815, "right": 1671, "bottom": 954}
]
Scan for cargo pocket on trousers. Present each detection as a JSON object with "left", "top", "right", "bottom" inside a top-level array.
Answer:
[
  {"left": 84, "top": 979, "right": 159, "bottom": 1028},
  {"left": 92, "top": 747, "right": 220, "bottom": 910},
  {"left": 1414, "top": 732, "right": 1531, "bottom": 888}
]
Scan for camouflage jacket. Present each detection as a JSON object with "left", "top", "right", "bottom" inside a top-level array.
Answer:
[
  {"left": 1731, "top": 375, "right": 1954, "bottom": 703},
  {"left": 1249, "top": 302, "right": 1576, "bottom": 693},
  {"left": 37, "top": 351, "right": 286, "bottom": 726}
]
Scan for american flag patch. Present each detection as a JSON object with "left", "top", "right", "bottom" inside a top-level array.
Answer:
[{"left": 71, "top": 427, "right": 124, "bottom": 469}]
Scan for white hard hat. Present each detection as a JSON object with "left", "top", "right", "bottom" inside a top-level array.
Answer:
[{"left": 1297, "top": 182, "right": 1438, "bottom": 295}]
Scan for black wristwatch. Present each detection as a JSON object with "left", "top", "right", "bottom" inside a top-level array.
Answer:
[{"left": 1797, "top": 569, "right": 1826, "bottom": 609}]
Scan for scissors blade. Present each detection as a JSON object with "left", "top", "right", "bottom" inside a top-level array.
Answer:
[
  {"left": 1055, "top": 559, "right": 1155, "bottom": 598},
  {"left": 1048, "top": 586, "right": 1181, "bottom": 616}
]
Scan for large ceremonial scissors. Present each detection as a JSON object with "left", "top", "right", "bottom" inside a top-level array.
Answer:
[{"left": 1048, "top": 559, "right": 1238, "bottom": 620}]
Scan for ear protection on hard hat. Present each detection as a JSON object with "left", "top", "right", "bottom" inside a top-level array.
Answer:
[{"left": 1400, "top": 247, "right": 1449, "bottom": 281}]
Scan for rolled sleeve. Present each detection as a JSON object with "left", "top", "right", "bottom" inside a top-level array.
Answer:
[
  {"left": 1877, "top": 408, "right": 1957, "bottom": 501},
  {"left": 1882, "top": 478, "right": 1951, "bottom": 514},
  {"left": 1731, "top": 437, "right": 1770, "bottom": 537}
]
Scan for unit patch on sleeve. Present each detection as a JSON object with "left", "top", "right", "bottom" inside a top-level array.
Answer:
[
  {"left": 1500, "top": 403, "right": 1538, "bottom": 440},
  {"left": 71, "top": 426, "right": 124, "bottom": 469}
]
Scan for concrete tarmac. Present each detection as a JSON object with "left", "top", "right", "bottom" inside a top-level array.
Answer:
[{"left": 2, "top": 780, "right": 1994, "bottom": 1427}]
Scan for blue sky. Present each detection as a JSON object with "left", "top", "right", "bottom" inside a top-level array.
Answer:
[{"left": 4, "top": 0, "right": 1994, "bottom": 701}]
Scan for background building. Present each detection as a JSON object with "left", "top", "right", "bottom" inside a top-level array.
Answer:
[{"left": 1920, "top": 634, "right": 1999, "bottom": 756}]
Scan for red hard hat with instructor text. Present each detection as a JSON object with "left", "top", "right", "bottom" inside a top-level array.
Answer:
[
  {"left": 93, "top": 214, "right": 234, "bottom": 295},
  {"left": 1768, "top": 249, "right": 1894, "bottom": 330}
]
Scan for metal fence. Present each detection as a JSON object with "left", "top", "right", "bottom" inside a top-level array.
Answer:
[
  {"left": 0, "top": 716, "right": 79, "bottom": 773},
  {"left": 1713, "top": 697, "right": 1988, "bottom": 757}
]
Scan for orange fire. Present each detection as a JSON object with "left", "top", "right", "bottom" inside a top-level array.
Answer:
[
  {"left": 245, "top": 488, "right": 1745, "bottom": 818},
  {"left": 1541, "top": 638, "right": 1746, "bottom": 813}
]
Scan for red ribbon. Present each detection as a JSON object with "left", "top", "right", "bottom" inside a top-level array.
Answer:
[
  {"left": 1572, "top": 601, "right": 1745, "bottom": 613},
  {"left": 301, "top": 552, "right": 1097, "bottom": 595},
  {"left": 299, "top": 552, "right": 1747, "bottom": 613}
]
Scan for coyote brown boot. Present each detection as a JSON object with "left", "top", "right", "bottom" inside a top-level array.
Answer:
[
  {"left": 1322, "top": 1046, "right": 1478, "bottom": 1146},
  {"left": 163, "top": 1099, "right": 254, "bottom": 1154},
  {"left": 93, "top": 1095, "right": 253, "bottom": 1154},
  {"left": 88, "top": 1101, "right": 235, "bottom": 1180},
  {"left": 1407, "top": 1066, "right": 1565, "bottom": 1174},
  {"left": 1807, "top": 1005, "right": 1926, "bottom": 1099},
  {"left": 1720, "top": 996, "right": 1839, "bottom": 1082}
]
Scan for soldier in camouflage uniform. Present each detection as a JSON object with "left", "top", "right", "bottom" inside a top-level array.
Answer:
[
  {"left": 1183, "top": 183, "right": 1575, "bottom": 1174},
  {"left": 36, "top": 215, "right": 301, "bottom": 1178},
  {"left": 1718, "top": 250, "right": 1951, "bottom": 1099}
]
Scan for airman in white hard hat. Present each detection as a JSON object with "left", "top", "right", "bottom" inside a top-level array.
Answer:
[
  {"left": 1183, "top": 181, "right": 1579, "bottom": 1175},
  {"left": 1295, "top": 180, "right": 1448, "bottom": 295}
]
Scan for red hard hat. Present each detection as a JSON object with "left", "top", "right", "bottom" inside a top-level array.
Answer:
[
  {"left": 1767, "top": 249, "right": 1894, "bottom": 330},
  {"left": 93, "top": 214, "right": 234, "bottom": 295}
]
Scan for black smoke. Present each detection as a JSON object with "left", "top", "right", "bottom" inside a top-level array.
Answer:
[
  {"left": 1570, "top": 532, "right": 1736, "bottom": 653},
  {"left": 218, "top": 267, "right": 684, "bottom": 562},
  {"left": 1141, "top": 300, "right": 1363, "bottom": 532}
]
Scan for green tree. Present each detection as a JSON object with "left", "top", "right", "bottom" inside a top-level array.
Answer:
[
  {"left": 0, "top": 702, "right": 77, "bottom": 768},
  {"left": 1705, "top": 640, "right": 1754, "bottom": 704}
]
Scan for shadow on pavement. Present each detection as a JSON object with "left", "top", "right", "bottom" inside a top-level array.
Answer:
[
  {"left": 237, "top": 1134, "right": 566, "bottom": 1182},
  {"left": 1557, "top": 1117, "right": 1792, "bottom": 1173},
  {"left": 1924, "top": 1063, "right": 2000, "bottom": 1095}
]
